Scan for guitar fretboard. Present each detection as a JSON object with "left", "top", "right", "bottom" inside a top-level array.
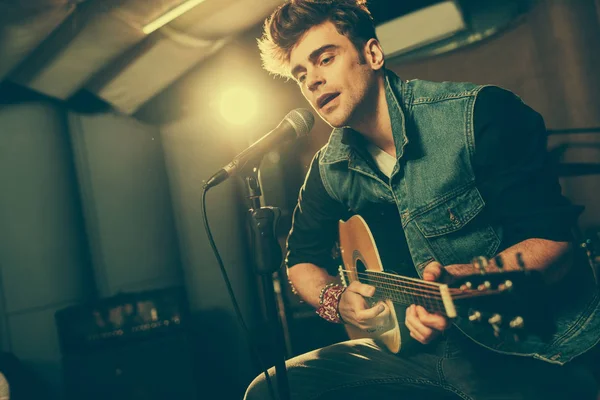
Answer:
[{"left": 339, "top": 268, "right": 450, "bottom": 315}]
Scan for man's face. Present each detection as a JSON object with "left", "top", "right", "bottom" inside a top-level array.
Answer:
[{"left": 289, "top": 22, "right": 377, "bottom": 128}]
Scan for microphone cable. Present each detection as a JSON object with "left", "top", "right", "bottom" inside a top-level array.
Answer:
[{"left": 200, "top": 184, "right": 278, "bottom": 400}]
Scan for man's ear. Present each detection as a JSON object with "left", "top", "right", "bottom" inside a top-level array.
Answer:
[{"left": 364, "top": 38, "right": 385, "bottom": 70}]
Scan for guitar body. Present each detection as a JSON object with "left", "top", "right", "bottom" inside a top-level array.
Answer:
[{"left": 339, "top": 215, "right": 404, "bottom": 353}]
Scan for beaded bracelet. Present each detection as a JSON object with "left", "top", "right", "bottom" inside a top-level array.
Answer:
[
  {"left": 316, "top": 284, "right": 345, "bottom": 324},
  {"left": 318, "top": 282, "right": 338, "bottom": 305}
]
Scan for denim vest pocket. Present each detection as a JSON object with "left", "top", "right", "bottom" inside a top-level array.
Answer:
[{"left": 413, "top": 186, "right": 501, "bottom": 265}]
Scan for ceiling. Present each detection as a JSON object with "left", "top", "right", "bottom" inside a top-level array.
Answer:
[
  {"left": 0, "top": 0, "right": 287, "bottom": 115},
  {"left": 0, "top": 0, "right": 528, "bottom": 116}
]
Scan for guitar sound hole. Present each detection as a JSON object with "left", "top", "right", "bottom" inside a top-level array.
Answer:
[
  {"left": 355, "top": 259, "right": 377, "bottom": 304},
  {"left": 356, "top": 259, "right": 367, "bottom": 274},
  {"left": 355, "top": 259, "right": 372, "bottom": 286}
]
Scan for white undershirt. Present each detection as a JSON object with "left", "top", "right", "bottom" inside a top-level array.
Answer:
[{"left": 366, "top": 143, "right": 397, "bottom": 178}]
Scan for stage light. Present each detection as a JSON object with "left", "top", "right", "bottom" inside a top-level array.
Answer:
[
  {"left": 143, "top": 0, "right": 208, "bottom": 35},
  {"left": 218, "top": 87, "right": 259, "bottom": 126}
]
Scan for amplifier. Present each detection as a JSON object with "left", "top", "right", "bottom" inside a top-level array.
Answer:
[
  {"left": 55, "top": 287, "right": 189, "bottom": 354},
  {"left": 57, "top": 287, "right": 200, "bottom": 400}
]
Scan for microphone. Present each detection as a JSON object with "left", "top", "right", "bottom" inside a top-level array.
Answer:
[{"left": 204, "top": 108, "right": 315, "bottom": 189}]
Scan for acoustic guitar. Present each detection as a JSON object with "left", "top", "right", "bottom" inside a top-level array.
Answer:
[{"left": 338, "top": 215, "right": 554, "bottom": 354}]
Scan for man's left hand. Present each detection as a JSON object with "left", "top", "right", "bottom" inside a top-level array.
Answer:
[{"left": 404, "top": 261, "right": 450, "bottom": 344}]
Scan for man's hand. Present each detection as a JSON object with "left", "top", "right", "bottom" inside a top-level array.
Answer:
[
  {"left": 338, "top": 280, "right": 390, "bottom": 332},
  {"left": 404, "top": 261, "right": 449, "bottom": 344}
]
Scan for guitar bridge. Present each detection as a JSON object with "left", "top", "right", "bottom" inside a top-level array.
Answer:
[{"left": 338, "top": 265, "right": 348, "bottom": 288}]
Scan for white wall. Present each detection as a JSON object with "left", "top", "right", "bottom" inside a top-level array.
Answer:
[
  {"left": 0, "top": 103, "right": 93, "bottom": 393},
  {"left": 68, "top": 111, "right": 183, "bottom": 296},
  {"left": 0, "top": 101, "right": 188, "bottom": 397}
]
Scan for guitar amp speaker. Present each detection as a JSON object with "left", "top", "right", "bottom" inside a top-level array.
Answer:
[{"left": 56, "top": 287, "right": 200, "bottom": 400}]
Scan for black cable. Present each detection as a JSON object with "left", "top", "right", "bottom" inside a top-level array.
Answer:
[{"left": 201, "top": 185, "right": 277, "bottom": 400}]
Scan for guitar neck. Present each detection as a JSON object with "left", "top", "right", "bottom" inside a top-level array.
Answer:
[{"left": 341, "top": 269, "right": 450, "bottom": 316}]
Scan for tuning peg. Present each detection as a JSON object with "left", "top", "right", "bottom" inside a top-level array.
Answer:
[
  {"left": 488, "top": 314, "right": 502, "bottom": 325},
  {"left": 459, "top": 282, "right": 472, "bottom": 291},
  {"left": 488, "top": 314, "right": 502, "bottom": 337},
  {"left": 509, "top": 316, "right": 524, "bottom": 329},
  {"left": 468, "top": 310, "right": 482, "bottom": 322},
  {"left": 580, "top": 239, "right": 593, "bottom": 252},
  {"left": 472, "top": 256, "right": 488, "bottom": 274},
  {"left": 498, "top": 280, "right": 513, "bottom": 292},
  {"left": 510, "top": 316, "right": 524, "bottom": 342},
  {"left": 477, "top": 281, "right": 492, "bottom": 291}
]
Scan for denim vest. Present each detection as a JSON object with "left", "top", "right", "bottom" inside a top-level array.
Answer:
[{"left": 318, "top": 70, "right": 600, "bottom": 364}]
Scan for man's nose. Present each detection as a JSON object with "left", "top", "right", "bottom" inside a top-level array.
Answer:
[{"left": 307, "top": 73, "right": 324, "bottom": 92}]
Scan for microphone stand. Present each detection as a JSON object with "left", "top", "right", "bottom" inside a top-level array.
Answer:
[{"left": 243, "top": 164, "right": 290, "bottom": 400}]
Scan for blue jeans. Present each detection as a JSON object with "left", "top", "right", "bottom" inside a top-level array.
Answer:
[{"left": 244, "top": 328, "right": 597, "bottom": 399}]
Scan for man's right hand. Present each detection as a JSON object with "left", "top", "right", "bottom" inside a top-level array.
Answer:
[{"left": 337, "top": 281, "right": 390, "bottom": 331}]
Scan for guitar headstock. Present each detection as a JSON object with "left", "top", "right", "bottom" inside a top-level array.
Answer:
[{"left": 448, "top": 254, "right": 553, "bottom": 341}]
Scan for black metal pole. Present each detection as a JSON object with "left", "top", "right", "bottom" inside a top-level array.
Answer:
[{"left": 244, "top": 171, "right": 290, "bottom": 400}]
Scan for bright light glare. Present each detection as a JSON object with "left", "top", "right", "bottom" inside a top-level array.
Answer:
[
  {"left": 142, "top": 0, "right": 208, "bottom": 34},
  {"left": 218, "top": 87, "right": 259, "bottom": 126}
]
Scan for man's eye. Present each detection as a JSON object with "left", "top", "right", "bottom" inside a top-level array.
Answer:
[
  {"left": 298, "top": 75, "right": 306, "bottom": 84},
  {"left": 321, "top": 56, "right": 334, "bottom": 65}
]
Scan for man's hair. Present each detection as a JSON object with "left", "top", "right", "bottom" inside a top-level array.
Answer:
[{"left": 258, "top": 0, "right": 377, "bottom": 79}]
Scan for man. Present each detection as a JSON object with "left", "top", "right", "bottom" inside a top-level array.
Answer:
[{"left": 245, "top": 0, "right": 600, "bottom": 398}]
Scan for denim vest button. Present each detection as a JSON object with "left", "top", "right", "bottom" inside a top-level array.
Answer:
[{"left": 448, "top": 209, "right": 459, "bottom": 224}]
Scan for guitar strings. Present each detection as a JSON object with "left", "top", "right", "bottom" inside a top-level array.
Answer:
[
  {"left": 341, "top": 269, "right": 444, "bottom": 312},
  {"left": 339, "top": 269, "right": 502, "bottom": 301},
  {"left": 336, "top": 269, "right": 507, "bottom": 316},
  {"left": 344, "top": 268, "right": 461, "bottom": 294},
  {"left": 359, "top": 279, "right": 443, "bottom": 311},
  {"left": 349, "top": 272, "right": 503, "bottom": 301},
  {"left": 339, "top": 269, "right": 445, "bottom": 312},
  {"left": 340, "top": 268, "right": 498, "bottom": 297},
  {"left": 340, "top": 268, "right": 445, "bottom": 294},
  {"left": 338, "top": 270, "right": 471, "bottom": 315},
  {"left": 340, "top": 267, "right": 442, "bottom": 289}
]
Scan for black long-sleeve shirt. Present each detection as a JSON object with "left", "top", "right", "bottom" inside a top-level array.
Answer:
[{"left": 285, "top": 87, "right": 582, "bottom": 277}]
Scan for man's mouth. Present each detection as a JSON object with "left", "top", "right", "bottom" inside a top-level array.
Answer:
[{"left": 317, "top": 93, "right": 340, "bottom": 109}]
